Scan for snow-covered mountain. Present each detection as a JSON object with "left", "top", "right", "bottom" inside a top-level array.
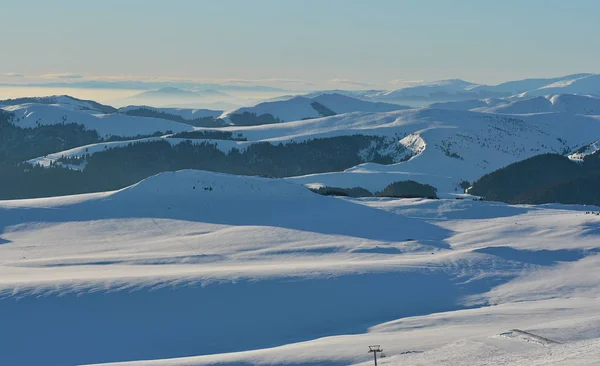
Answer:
[
  {"left": 373, "top": 79, "right": 480, "bottom": 101},
  {"left": 372, "top": 73, "right": 600, "bottom": 103},
  {"left": 426, "top": 98, "right": 508, "bottom": 111},
  {"left": 27, "top": 103, "right": 600, "bottom": 198},
  {"left": 0, "top": 95, "right": 117, "bottom": 114},
  {"left": 470, "top": 73, "right": 593, "bottom": 96},
  {"left": 220, "top": 96, "right": 328, "bottom": 122},
  {"left": 2, "top": 170, "right": 600, "bottom": 365},
  {"left": 519, "top": 73, "right": 600, "bottom": 97},
  {"left": 479, "top": 94, "right": 600, "bottom": 115},
  {"left": 312, "top": 93, "right": 409, "bottom": 113},
  {"left": 2, "top": 100, "right": 194, "bottom": 137},
  {"left": 118, "top": 105, "right": 223, "bottom": 120},
  {"left": 220, "top": 93, "right": 409, "bottom": 123}
]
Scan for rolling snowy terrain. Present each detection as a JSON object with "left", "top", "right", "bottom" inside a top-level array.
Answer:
[
  {"left": 118, "top": 105, "right": 223, "bottom": 120},
  {"left": 27, "top": 103, "right": 600, "bottom": 197},
  {"left": 220, "top": 94, "right": 409, "bottom": 123},
  {"left": 1, "top": 99, "right": 194, "bottom": 137},
  {"left": 5, "top": 75, "right": 600, "bottom": 365},
  {"left": 1, "top": 170, "right": 600, "bottom": 365},
  {"left": 370, "top": 73, "right": 600, "bottom": 103}
]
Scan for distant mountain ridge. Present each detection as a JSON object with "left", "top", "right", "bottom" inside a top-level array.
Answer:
[
  {"left": 0, "top": 95, "right": 117, "bottom": 114},
  {"left": 372, "top": 73, "right": 600, "bottom": 103},
  {"left": 220, "top": 93, "right": 409, "bottom": 123}
]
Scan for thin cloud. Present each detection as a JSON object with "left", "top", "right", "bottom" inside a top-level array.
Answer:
[
  {"left": 3, "top": 73, "right": 24, "bottom": 77},
  {"left": 42, "top": 73, "right": 84, "bottom": 79},
  {"left": 212, "top": 78, "right": 315, "bottom": 86},
  {"left": 62, "top": 75, "right": 315, "bottom": 87},
  {"left": 389, "top": 79, "right": 424, "bottom": 85},
  {"left": 328, "top": 78, "right": 374, "bottom": 88}
]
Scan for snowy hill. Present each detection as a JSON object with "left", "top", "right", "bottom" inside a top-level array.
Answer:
[
  {"left": 370, "top": 74, "right": 600, "bottom": 104},
  {"left": 220, "top": 96, "right": 328, "bottom": 123},
  {"left": 470, "top": 73, "right": 593, "bottom": 96},
  {"left": 2, "top": 101, "right": 194, "bottom": 137},
  {"left": 521, "top": 73, "right": 600, "bottom": 97},
  {"left": 312, "top": 93, "right": 409, "bottom": 113},
  {"left": 119, "top": 105, "right": 222, "bottom": 119},
  {"left": 426, "top": 98, "right": 508, "bottom": 111},
  {"left": 374, "top": 79, "right": 480, "bottom": 101},
  {"left": 302, "top": 89, "right": 385, "bottom": 99},
  {"left": 0, "top": 94, "right": 117, "bottom": 114},
  {"left": 118, "top": 105, "right": 223, "bottom": 122},
  {"left": 220, "top": 94, "right": 409, "bottom": 123},
  {"left": 24, "top": 104, "right": 600, "bottom": 197},
  {"left": 281, "top": 109, "right": 600, "bottom": 194},
  {"left": 217, "top": 107, "right": 600, "bottom": 194},
  {"left": 479, "top": 94, "right": 600, "bottom": 115},
  {"left": 1, "top": 171, "right": 600, "bottom": 365}
]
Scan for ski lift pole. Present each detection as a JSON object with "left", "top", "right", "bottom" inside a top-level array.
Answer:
[{"left": 368, "top": 345, "right": 383, "bottom": 366}]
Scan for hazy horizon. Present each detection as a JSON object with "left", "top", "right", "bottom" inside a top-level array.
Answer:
[{"left": 3, "top": 0, "right": 600, "bottom": 91}]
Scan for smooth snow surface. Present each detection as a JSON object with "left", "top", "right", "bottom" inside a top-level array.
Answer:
[{"left": 1, "top": 170, "right": 600, "bottom": 365}]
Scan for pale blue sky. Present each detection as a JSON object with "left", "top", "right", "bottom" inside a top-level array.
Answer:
[{"left": 2, "top": 0, "right": 599, "bottom": 89}]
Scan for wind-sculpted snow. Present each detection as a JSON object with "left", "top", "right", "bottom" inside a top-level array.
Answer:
[{"left": 2, "top": 172, "right": 600, "bottom": 365}]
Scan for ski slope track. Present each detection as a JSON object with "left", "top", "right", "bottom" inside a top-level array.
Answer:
[{"left": 1, "top": 170, "right": 600, "bottom": 365}]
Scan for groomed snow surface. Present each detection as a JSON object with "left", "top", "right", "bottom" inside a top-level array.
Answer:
[{"left": 1, "top": 170, "right": 600, "bottom": 365}]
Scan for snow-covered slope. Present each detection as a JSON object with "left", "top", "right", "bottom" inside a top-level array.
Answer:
[
  {"left": 118, "top": 105, "right": 223, "bottom": 119},
  {"left": 470, "top": 73, "right": 593, "bottom": 96},
  {"left": 2, "top": 173, "right": 600, "bottom": 365},
  {"left": 220, "top": 94, "right": 409, "bottom": 123},
  {"left": 427, "top": 98, "right": 508, "bottom": 111},
  {"left": 2, "top": 102, "right": 194, "bottom": 137},
  {"left": 311, "top": 93, "right": 409, "bottom": 113},
  {"left": 0, "top": 95, "right": 117, "bottom": 114},
  {"left": 369, "top": 74, "right": 600, "bottom": 104},
  {"left": 374, "top": 79, "right": 480, "bottom": 101},
  {"left": 220, "top": 96, "right": 326, "bottom": 122},
  {"left": 521, "top": 74, "right": 600, "bottom": 97},
  {"left": 479, "top": 94, "right": 600, "bottom": 115},
  {"left": 26, "top": 104, "right": 600, "bottom": 196},
  {"left": 220, "top": 107, "right": 600, "bottom": 194}
]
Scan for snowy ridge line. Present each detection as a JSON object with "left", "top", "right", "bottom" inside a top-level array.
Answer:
[
  {"left": 27, "top": 137, "right": 244, "bottom": 169},
  {"left": 371, "top": 73, "right": 600, "bottom": 102},
  {"left": 2, "top": 101, "right": 195, "bottom": 137},
  {"left": 21, "top": 106, "right": 600, "bottom": 196}
]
